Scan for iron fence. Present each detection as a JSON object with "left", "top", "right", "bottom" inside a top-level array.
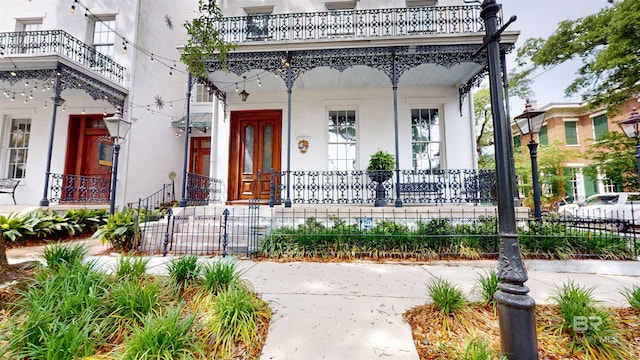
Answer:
[
  {"left": 133, "top": 203, "right": 637, "bottom": 259},
  {"left": 261, "top": 208, "right": 636, "bottom": 259},
  {"left": 185, "top": 173, "right": 224, "bottom": 206},
  {"left": 0, "top": 30, "right": 126, "bottom": 85},
  {"left": 48, "top": 173, "right": 110, "bottom": 204},
  {"left": 270, "top": 169, "right": 496, "bottom": 206},
  {"left": 217, "top": 5, "right": 492, "bottom": 43},
  {"left": 135, "top": 202, "right": 266, "bottom": 257}
]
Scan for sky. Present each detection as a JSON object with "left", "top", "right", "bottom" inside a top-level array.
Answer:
[{"left": 498, "top": 0, "right": 612, "bottom": 113}]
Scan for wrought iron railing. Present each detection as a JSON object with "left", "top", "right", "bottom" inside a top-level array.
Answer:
[
  {"left": 48, "top": 173, "right": 110, "bottom": 204},
  {"left": 185, "top": 173, "right": 224, "bottom": 205},
  {"left": 270, "top": 169, "right": 496, "bottom": 206},
  {"left": 127, "top": 183, "right": 176, "bottom": 209},
  {"left": 217, "top": 5, "right": 492, "bottom": 43},
  {"left": 0, "top": 30, "right": 126, "bottom": 85}
]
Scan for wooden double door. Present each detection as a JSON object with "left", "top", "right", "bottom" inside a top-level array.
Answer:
[
  {"left": 228, "top": 110, "right": 282, "bottom": 202},
  {"left": 63, "top": 114, "right": 111, "bottom": 202}
]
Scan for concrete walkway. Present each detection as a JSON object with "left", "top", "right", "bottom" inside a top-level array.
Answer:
[{"left": 6, "top": 241, "right": 640, "bottom": 360}]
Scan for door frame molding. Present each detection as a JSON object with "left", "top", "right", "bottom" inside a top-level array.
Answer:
[{"left": 227, "top": 109, "right": 282, "bottom": 202}]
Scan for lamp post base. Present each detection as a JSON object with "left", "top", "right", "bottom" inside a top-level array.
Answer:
[{"left": 495, "top": 287, "right": 538, "bottom": 359}]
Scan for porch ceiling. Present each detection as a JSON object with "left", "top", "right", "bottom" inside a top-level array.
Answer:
[{"left": 0, "top": 56, "right": 127, "bottom": 109}]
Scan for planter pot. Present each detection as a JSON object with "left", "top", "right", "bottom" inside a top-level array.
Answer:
[{"left": 368, "top": 170, "right": 393, "bottom": 207}]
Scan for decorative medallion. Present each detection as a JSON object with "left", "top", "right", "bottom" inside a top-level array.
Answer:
[{"left": 297, "top": 139, "right": 309, "bottom": 154}]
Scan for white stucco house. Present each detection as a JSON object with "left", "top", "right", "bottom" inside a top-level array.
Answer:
[{"left": 0, "top": 0, "right": 518, "bottom": 209}]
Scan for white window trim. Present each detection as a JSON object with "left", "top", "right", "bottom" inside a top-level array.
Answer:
[
  {"left": 15, "top": 17, "right": 43, "bottom": 31},
  {"left": 88, "top": 14, "right": 117, "bottom": 56},
  {"left": 410, "top": 107, "right": 443, "bottom": 171},
  {"left": 326, "top": 106, "right": 359, "bottom": 171},
  {"left": 1, "top": 116, "right": 32, "bottom": 180},
  {"left": 324, "top": 1, "right": 357, "bottom": 10}
]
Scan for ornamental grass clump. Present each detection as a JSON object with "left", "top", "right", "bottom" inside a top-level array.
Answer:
[
  {"left": 474, "top": 269, "right": 499, "bottom": 310},
  {"left": 42, "top": 242, "right": 87, "bottom": 271},
  {"left": 109, "top": 280, "right": 164, "bottom": 324},
  {"left": 3, "top": 259, "right": 111, "bottom": 359},
  {"left": 111, "top": 253, "right": 149, "bottom": 280},
  {"left": 620, "top": 284, "right": 640, "bottom": 311},
  {"left": 456, "top": 336, "right": 503, "bottom": 360},
  {"left": 204, "top": 286, "right": 271, "bottom": 358},
  {"left": 427, "top": 277, "right": 467, "bottom": 316},
  {"left": 549, "top": 281, "right": 631, "bottom": 359},
  {"left": 167, "top": 255, "right": 202, "bottom": 292},
  {"left": 120, "top": 304, "right": 202, "bottom": 360},
  {"left": 201, "top": 259, "right": 243, "bottom": 295}
]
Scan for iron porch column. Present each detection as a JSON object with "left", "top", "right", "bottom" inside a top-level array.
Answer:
[
  {"left": 39, "top": 74, "right": 62, "bottom": 207},
  {"left": 284, "top": 58, "right": 293, "bottom": 208},
  {"left": 179, "top": 73, "right": 193, "bottom": 207},
  {"left": 392, "top": 52, "right": 402, "bottom": 207},
  {"left": 480, "top": 1, "right": 538, "bottom": 359}
]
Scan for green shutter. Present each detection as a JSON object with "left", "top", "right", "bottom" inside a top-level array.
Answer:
[
  {"left": 539, "top": 125, "right": 548, "bottom": 146},
  {"left": 564, "top": 122, "right": 578, "bottom": 145},
  {"left": 513, "top": 136, "right": 520, "bottom": 149},
  {"left": 593, "top": 114, "right": 608, "bottom": 141},
  {"left": 583, "top": 170, "right": 598, "bottom": 198}
]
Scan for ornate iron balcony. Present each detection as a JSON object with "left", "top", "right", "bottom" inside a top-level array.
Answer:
[
  {"left": 270, "top": 169, "right": 497, "bottom": 206},
  {"left": 0, "top": 30, "right": 125, "bottom": 85},
  {"left": 48, "top": 173, "right": 111, "bottom": 204},
  {"left": 218, "top": 5, "right": 492, "bottom": 44}
]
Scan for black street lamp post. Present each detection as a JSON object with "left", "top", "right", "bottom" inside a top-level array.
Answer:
[
  {"left": 104, "top": 110, "right": 131, "bottom": 215},
  {"left": 617, "top": 107, "right": 640, "bottom": 186},
  {"left": 472, "top": 0, "right": 539, "bottom": 358},
  {"left": 514, "top": 99, "right": 546, "bottom": 220}
]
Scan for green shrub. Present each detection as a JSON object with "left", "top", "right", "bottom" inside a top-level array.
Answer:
[
  {"left": 120, "top": 304, "right": 201, "bottom": 360},
  {"left": 456, "top": 336, "right": 502, "bottom": 360},
  {"left": 64, "top": 208, "right": 109, "bottom": 234},
  {"left": 427, "top": 277, "right": 466, "bottom": 315},
  {"left": 6, "top": 260, "right": 110, "bottom": 359},
  {"left": 167, "top": 255, "right": 201, "bottom": 290},
  {"left": 0, "top": 212, "right": 36, "bottom": 242},
  {"left": 201, "top": 259, "right": 242, "bottom": 295},
  {"left": 42, "top": 243, "right": 87, "bottom": 271},
  {"left": 549, "top": 281, "right": 630, "bottom": 358},
  {"left": 206, "top": 287, "right": 270, "bottom": 357},
  {"left": 109, "top": 280, "right": 163, "bottom": 323},
  {"left": 620, "top": 284, "right": 640, "bottom": 311},
  {"left": 111, "top": 254, "right": 149, "bottom": 280},
  {"left": 92, "top": 206, "right": 140, "bottom": 251}
]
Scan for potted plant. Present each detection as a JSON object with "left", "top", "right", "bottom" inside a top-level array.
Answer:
[{"left": 367, "top": 150, "right": 395, "bottom": 207}]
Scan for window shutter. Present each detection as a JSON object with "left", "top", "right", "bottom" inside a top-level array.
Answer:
[
  {"left": 593, "top": 115, "right": 608, "bottom": 141},
  {"left": 564, "top": 122, "right": 578, "bottom": 145},
  {"left": 539, "top": 125, "right": 548, "bottom": 146}
]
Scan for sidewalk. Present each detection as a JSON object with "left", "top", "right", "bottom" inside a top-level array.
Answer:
[{"left": 7, "top": 241, "right": 640, "bottom": 360}]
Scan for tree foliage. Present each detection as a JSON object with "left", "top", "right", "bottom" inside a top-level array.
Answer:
[
  {"left": 515, "top": 0, "right": 640, "bottom": 113},
  {"left": 514, "top": 141, "right": 581, "bottom": 205},
  {"left": 181, "top": 0, "right": 235, "bottom": 79},
  {"left": 473, "top": 87, "right": 493, "bottom": 156},
  {"left": 584, "top": 131, "right": 638, "bottom": 191}
]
